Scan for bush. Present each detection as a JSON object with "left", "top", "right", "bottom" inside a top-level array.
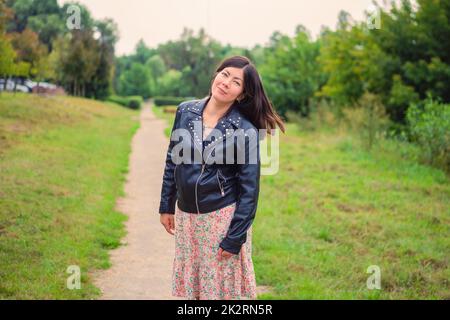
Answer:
[
  {"left": 406, "top": 99, "right": 450, "bottom": 172},
  {"left": 338, "top": 93, "right": 391, "bottom": 151},
  {"left": 153, "top": 96, "right": 196, "bottom": 107},
  {"left": 127, "top": 96, "right": 143, "bottom": 109},
  {"left": 107, "top": 95, "right": 143, "bottom": 110},
  {"left": 285, "top": 99, "right": 339, "bottom": 133},
  {"left": 163, "top": 106, "right": 178, "bottom": 114}
]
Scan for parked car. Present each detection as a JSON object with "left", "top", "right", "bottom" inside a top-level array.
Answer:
[
  {"left": 24, "top": 79, "right": 37, "bottom": 89},
  {"left": 0, "top": 78, "right": 64, "bottom": 95},
  {"left": 0, "top": 79, "right": 14, "bottom": 91},
  {"left": 0, "top": 78, "right": 31, "bottom": 92}
]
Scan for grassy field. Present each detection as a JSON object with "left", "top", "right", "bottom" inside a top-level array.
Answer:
[
  {"left": 0, "top": 93, "right": 139, "bottom": 299},
  {"left": 153, "top": 104, "right": 450, "bottom": 299}
]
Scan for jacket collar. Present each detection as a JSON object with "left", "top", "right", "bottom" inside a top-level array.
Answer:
[
  {"left": 186, "top": 95, "right": 244, "bottom": 152},
  {"left": 188, "top": 95, "right": 242, "bottom": 129}
]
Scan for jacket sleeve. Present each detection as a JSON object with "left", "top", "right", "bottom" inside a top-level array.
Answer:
[
  {"left": 219, "top": 127, "right": 261, "bottom": 254},
  {"left": 158, "top": 105, "right": 183, "bottom": 214}
]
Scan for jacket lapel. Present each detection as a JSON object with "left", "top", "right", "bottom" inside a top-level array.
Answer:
[{"left": 186, "top": 96, "right": 243, "bottom": 159}]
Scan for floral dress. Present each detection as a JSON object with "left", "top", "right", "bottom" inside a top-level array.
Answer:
[{"left": 172, "top": 202, "right": 257, "bottom": 300}]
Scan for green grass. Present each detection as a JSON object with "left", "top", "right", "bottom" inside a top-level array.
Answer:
[
  {"left": 154, "top": 103, "right": 450, "bottom": 299},
  {"left": 0, "top": 93, "right": 139, "bottom": 299},
  {"left": 151, "top": 104, "right": 177, "bottom": 137}
]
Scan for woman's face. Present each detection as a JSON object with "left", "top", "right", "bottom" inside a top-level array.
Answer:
[{"left": 211, "top": 67, "right": 244, "bottom": 104}]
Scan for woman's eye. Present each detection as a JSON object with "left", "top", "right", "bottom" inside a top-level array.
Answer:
[
  {"left": 221, "top": 72, "right": 228, "bottom": 77},
  {"left": 234, "top": 81, "right": 240, "bottom": 86}
]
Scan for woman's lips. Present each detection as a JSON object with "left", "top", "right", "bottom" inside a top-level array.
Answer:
[{"left": 218, "top": 87, "right": 227, "bottom": 95}]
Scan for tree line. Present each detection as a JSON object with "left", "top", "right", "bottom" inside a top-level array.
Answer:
[
  {"left": 0, "top": 0, "right": 118, "bottom": 99},
  {"left": 1, "top": 0, "right": 448, "bottom": 170},
  {"left": 114, "top": 1, "right": 449, "bottom": 122}
]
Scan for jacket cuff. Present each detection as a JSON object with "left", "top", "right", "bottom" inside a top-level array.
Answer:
[
  {"left": 159, "top": 201, "right": 176, "bottom": 214},
  {"left": 219, "top": 237, "right": 242, "bottom": 255}
]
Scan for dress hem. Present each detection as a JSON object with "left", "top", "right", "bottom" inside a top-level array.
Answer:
[{"left": 171, "top": 292, "right": 257, "bottom": 300}]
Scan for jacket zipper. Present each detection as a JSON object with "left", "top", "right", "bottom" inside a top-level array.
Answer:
[
  {"left": 217, "top": 169, "right": 227, "bottom": 184},
  {"left": 194, "top": 121, "right": 205, "bottom": 214},
  {"left": 216, "top": 170, "right": 225, "bottom": 197},
  {"left": 195, "top": 163, "right": 204, "bottom": 213},
  {"left": 193, "top": 118, "right": 228, "bottom": 213}
]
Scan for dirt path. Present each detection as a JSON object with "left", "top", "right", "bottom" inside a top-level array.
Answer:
[{"left": 91, "top": 101, "right": 183, "bottom": 299}]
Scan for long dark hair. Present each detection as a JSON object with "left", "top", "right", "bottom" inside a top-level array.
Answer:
[{"left": 208, "top": 56, "right": 286, "bottom": 137}]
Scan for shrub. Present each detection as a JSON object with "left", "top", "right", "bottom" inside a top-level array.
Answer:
[
  {"left": 406, "top": 99, "right": 450, "bottom": 172},
  {"left": 285, "top": 99, "right": 339, "bottom": 132},
  {"left": 107, "top": 95, "right": 143, "bottom": 110},
  {"left": 127, "top": 96, "right": 143, "bottom": 109},
  {"left": 153, "top": 96, "right": 196, "bottom": 107},
  {"left": 163, "top": 106, "right": 178, "bottom": 114},
  {"left": 342, "top": 92, "right": 390, "bottom": 151}
]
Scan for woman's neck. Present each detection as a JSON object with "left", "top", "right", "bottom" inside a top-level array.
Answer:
[{"left": 204, "top": 95, "right": 233, "bottom": 119}]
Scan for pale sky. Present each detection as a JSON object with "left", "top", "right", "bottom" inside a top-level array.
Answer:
[{"left": 59, "top": 0, "right": 376, "bottom": 56}]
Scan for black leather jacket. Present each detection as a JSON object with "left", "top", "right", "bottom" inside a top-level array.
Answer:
[{"left": 158, "top": 95, "right": 261, "bottom": 254}]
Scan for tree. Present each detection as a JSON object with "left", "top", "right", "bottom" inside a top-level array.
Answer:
[
  {"left": 7, "top": 0, "right": 64, "bottom": 50},
  {"left": 118, "top": 63, "right": 151, "bottom": 98},
  {"left": 158, "top": 69, "right": 182, "bottom": 97},
  {"left": 11, "top": 61, "right": 30, "bottom": 92},
  {"left": 0, "top": 35, "right": 16, "bottom": 90},
  {"left": 260, "top": 27, "right": 323, "bottom": 118},
  {"left": 112, "top": 55, "right": 132, "bottom": 95},
  {"left": 157, "top": 27, "right": 223, "bottom": 97},
  {"left": 318, "top": 19, "right": 363, "bottom": 106},
  {"left": 8, "top": 28, "right": 47, "bottom": 68},
  {"left": 0, "top": 0, "right": 13, "bottom": 33},
  {"left": 369, "top": 0, "right": 450, "bottom": 122},
  {"left": 53, "top": 29, "right": 100, "bottom": 96},
  {"left": 145, "top": 54, "right": 167, "bottom": 96},
  {"left": 85, "top": 18, "right": 119, "bottom": 99},
  {"left": 34, "top": 54, "right": 53, "bottom": 89},
  {"left": 27, "top": 13, "right": 64, "bottom": 51},
  {"left": 134, "top": 39, "right": 154, "bottom": 64}
]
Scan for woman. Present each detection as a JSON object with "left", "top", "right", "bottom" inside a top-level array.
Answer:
[{"left": 158, "top": 55, "right": 285, "bottom": 300}]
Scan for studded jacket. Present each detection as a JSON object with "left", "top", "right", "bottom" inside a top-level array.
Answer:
[{"left": 158, "top": 95, "right": 261, "bottom": 255}]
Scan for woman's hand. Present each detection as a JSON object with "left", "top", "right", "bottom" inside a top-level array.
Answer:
[
  {"left": 218, "top": 247, "right": 234, "bottom": 260},
  {"left": 160, "top": 213, "right": 175, "bottom": 235}
]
